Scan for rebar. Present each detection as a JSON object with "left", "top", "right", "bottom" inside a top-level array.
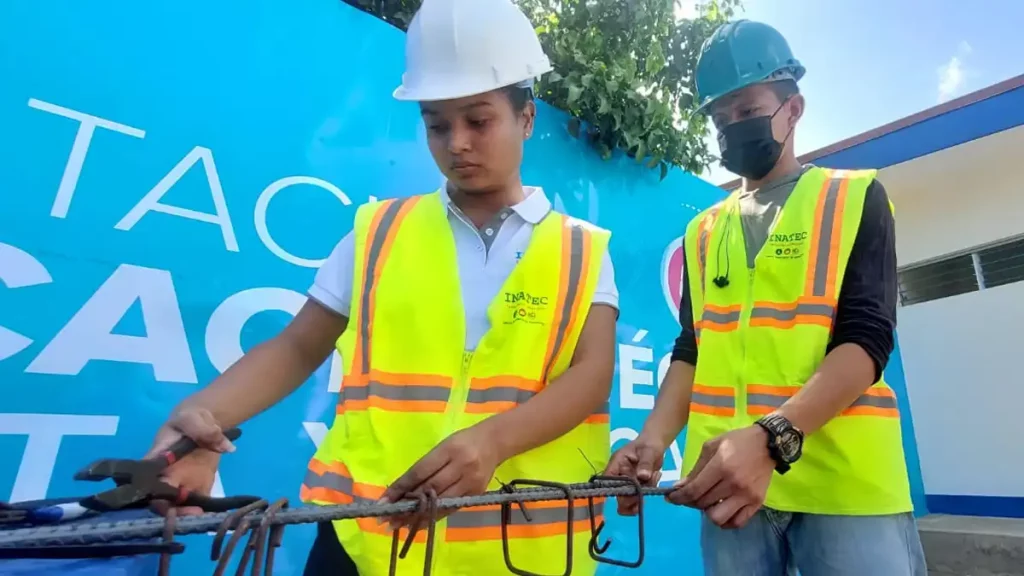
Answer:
[{"left": 0, "top": 481, "right": 671, "bottom": 550}]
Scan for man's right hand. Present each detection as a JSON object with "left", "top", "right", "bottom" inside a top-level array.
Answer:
[
  {"left": 145, "top": 408, "right": 236, "bottom": 516},
  {"left": 604, "top": 435, "right": 665, "bottom": 516}
]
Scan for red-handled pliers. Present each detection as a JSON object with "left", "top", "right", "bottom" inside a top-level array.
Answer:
[{"left": 74, "top": 428, "right": 261, "bottom": 513}]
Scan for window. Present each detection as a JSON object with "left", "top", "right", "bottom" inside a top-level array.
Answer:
[
  {"left": 898, "top": 253, "right": 979, "bottom": 306},
  {"left": 898, "top": 235, "right": 1024, "bottom": 306},
  {"left": 977, "top": 236, "right": 1024, "bottom": 289}
]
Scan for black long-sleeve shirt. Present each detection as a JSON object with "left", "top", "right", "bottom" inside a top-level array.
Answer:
[{"left": 670, "top": 179, "right": 898, "bottom": 382}]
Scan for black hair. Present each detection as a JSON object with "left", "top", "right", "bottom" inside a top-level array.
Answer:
[
  {"left": 502, "top": 84, "right": 534, "bottom": 113},
  {"left": 768, "top": 79, "right": 800, "bottom": 104}
]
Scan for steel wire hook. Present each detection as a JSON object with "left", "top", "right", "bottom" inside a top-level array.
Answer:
[
  {"left": 250, "top": 497, "right": 289, "bottom": 576},
  {"left": 231, "top": 528, "right": 263, "bottom": 576},
  {"left": 210, "top": 499, "right": 268, "bottom": 576},
  {"left": 158, "top": 507, "right": 178, "bottom": 576},
  {"left": 500, "top": 479, "right": 574, "bottom": 576},
  {"left": 586, "top": 475, "right": 645, "bottom": 568},
  {"left": 211, "top": 499, "right": 269, "bottom": 562},
  {"left": 388, "top": 488, "right": 439, "bottom": 576}
]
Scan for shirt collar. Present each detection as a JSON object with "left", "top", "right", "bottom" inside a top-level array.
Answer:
[{"left": 439, "top": 184, "right": 551, "bottom": 224}]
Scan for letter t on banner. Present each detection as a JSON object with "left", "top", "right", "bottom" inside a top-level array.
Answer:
[{"left": 0, "top": 413, "right": 119, "bottom": 502}]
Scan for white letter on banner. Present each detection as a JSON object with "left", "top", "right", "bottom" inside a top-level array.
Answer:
[
  {"left": 115, "top": 146, "right": 238, "bottom": 252},
  {"left": 26, "top": 264, "right": 197, "bottom": 383},
  {"left": 206, "top": 288, "right": 306, "bottom": 373},
  {"left": 610, "top": 426, "right": 685, "bottom": 485},
  {"left": 618, "top": 337, "right": 656, "bottom": 410},
  {"left": 303, "top": 422, "right": 329, "bottom": 449},
  {"left": 28, "top": 99, "right": 146, "bottom": 219},
  {"left": 254, "top": 176, "right": 352, "bottom": 268},
  {"left": 0, "top": 243, "right": 53, "bottom": 362},
  {"left": 0, "top": 413, "right": 119, "bottom": 502}
]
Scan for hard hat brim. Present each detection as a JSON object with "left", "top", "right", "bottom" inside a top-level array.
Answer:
[
  {"left": 689, "top": 63, "right": 806, "bottom": 118},
  {"left": 393, "top": 66, "right": 552, "bottom": 103}
]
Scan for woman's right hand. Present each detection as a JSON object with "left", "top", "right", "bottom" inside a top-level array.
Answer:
[{"left": 145, "top": 408, "right": 236, "bottom": 516}]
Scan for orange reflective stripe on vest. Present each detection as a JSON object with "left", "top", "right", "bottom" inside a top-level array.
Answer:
[
  {"left": 695, "top": 206, "right": 720, "bottom": 290},
  {"left": 806, "top": 172, "right": 850, "bottom": 300},
  {"left": 446, "top": 498, "right": 604, "bottom": 542},
  {"left": 748, "top": 299, "right": 835, "bottom": 329},
  {"left": 689, "top": 384, "right": 736, "bottom": 417},
  {"left": 542, "top": 218, "right": 592, "bottom": 380},
  {"left": 745, "top": 384, "right": 899, "bottom": 417},
  {"left": 303, "top": 458, "right": 605, "bottom": 543},
  {"left": 351, "top": 195, "right": 421, "bottom": 382}
]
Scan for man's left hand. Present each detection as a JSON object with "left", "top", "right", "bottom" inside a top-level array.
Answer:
[
  {"left": 666, "top": 425, "right": 775, "bottom": 529},
  {"left": 380, "top": 426, "right": 500, "bottom": 529}
]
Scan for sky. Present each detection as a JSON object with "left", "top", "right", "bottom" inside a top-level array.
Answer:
[{"left": 676, "top": 0, "right": 1024, "bottom": 185}]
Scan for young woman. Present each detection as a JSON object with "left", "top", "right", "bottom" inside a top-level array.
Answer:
[{"left": 146, "top": 0, "right": 620, "bottom": 573}]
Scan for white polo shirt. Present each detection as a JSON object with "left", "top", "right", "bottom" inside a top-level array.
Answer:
[{"left": 309, "top": 186, "right": 619, "bottom": 351}]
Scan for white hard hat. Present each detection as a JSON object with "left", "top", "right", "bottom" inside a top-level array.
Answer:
[{"left": 393, "top": 0, "right": 553, "bottom": 102}]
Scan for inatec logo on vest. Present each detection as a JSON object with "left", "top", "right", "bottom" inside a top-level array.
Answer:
[
  {"left": 503, "top": 290, "right": 550, "bottom": 325},
  {"left": 660, "top": 236, "right": 685, "bottom": 323},
  {"left": 766, "top": 230, "right": 808, "bottom": 260}
]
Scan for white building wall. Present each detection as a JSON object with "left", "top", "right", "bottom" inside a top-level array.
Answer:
[
  {"left": 879, "top": 125, "right": 1024, "bottom": 500},
  {"left": 896, "top": 283, "right": 1024, "bottom": 497},
  {"left": 881, "top": 125, "right": 1024, "bottom": 265}
]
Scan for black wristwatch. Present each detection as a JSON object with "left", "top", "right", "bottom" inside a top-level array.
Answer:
[{"left": 755, "top": 414, "right": 804, "bottom": 475}]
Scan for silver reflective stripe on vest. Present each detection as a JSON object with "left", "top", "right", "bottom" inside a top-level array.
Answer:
[
  {"left": 542, "top": 223, "right": 586, "bottom": 379},
  {"left": 357, "top": 198, "right": 413, "bottom": 374},
  {"left": 303, "top": 468, "right": 353, "bottom": 495},
  {"left": 749, "top": 303, "right": 835, "bottom": 322},
  {"left": 810, "top": 178, "right": 843, "bottom": 298},
  {"left": 465, "top": 386, "right": 537, "bottom": 406},
  {"left": 700, "top": 307, "right": 740, "bottom": 329},
  {"left": 850, "top": 393, "right": 898, "bottom": 410},
  {"left": 342, "top": 381, "right": 452, "bottom": 403},
  {"left": 748, "top": 389, "right": 897, "bottom": 411},
  {"left": 746, "top": 393, "right": 788, "bottom": 409},
  {"left": 447, "top": 500, "right": 600, "bottom": 529},
  {"left": 690, "top": 391, "right": 735, "bottom": 409}
]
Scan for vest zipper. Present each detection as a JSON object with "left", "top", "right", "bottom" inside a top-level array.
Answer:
[
  {"left": 442, "top": 351, "right": 473, "bottom": 438},
  {"left": 739, "top": 266, "right": 755, "bottom": 422}
]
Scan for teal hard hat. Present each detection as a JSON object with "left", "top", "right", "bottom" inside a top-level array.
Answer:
[{"left": 693, "top": 19, "right": 805, "bottom": 114}]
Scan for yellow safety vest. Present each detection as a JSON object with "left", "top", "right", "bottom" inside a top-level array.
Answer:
[
  {"left": 683, "top": 167, "right": 913, "bottom": 515},
  {"left": 301, "top": 191, "right": 612, "bottom": 575}
]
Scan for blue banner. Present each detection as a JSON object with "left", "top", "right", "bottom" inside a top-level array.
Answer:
[{"left": 0, "top": 1, "right": 923, "bottom": 574}]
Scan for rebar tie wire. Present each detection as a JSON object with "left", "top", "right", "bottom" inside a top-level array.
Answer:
[{"left": 0, "top": 477, "right": 673, "bottom": 576}]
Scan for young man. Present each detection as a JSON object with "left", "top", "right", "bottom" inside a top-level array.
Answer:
[
  {"left": 606, "top": 19, "right": 927, "bottom": 576},
  {"left": 144, "top": 0, "right": 618, "bottom": 574}
]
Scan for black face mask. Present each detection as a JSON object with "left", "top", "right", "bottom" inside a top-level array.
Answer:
[{"left": 717, "top": 100, "right": 792, "bottom": 181}]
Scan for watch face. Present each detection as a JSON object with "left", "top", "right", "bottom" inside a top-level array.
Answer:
[{"left": 776, "top": 429, "right": 802, "bottom": 462}]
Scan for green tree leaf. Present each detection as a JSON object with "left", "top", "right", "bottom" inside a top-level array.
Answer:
[{"left": 567, "top": 83, "right": 584, "bottom": 105}]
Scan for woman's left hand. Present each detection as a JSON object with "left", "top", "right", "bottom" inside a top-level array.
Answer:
[{"left": 380, "top": 426, "right": 500, "bottom": 529}]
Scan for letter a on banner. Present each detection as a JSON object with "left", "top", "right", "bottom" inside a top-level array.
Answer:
[{"left": 26, "top": 264, "right": 198, "bottom": 383}]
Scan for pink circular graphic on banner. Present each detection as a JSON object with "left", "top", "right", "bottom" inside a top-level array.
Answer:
[{"left": 660, "top": 236, "right": 685, "bottom": 322}]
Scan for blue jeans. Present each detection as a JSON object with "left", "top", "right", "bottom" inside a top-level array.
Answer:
[{"left": 701, "top": 507, "right": 927, "bottom": 576}]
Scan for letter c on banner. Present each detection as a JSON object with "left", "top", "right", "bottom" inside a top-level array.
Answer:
[
  {"left": 0, "top": 243, "right": 53, "bottom": 361},
  {"left": 254, "top": 176, "right": 351, "bottom": 268},
  {"left": 206, "top": 287, "right": 307, "bottom": 373}
]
